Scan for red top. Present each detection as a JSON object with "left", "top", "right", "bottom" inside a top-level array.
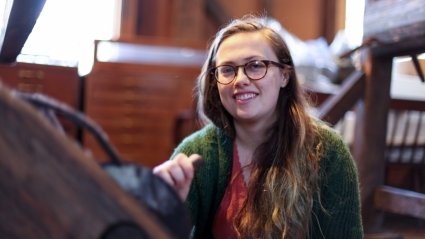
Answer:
[{"left": 212, "top": 143, "right": 247, "bottom": 239}]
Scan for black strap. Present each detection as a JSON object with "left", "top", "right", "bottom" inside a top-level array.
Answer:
[{"left": 16, "top": 91, "right": 122, "bottom": 165}]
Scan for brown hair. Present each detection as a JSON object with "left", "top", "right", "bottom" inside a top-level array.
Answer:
[{"left": 196, "top": 16, "right": 323, "bottom": 238}]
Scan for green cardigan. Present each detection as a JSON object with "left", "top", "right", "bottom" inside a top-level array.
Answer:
[{"left": 171, "top": 123, "right": 364, "bottom": 239}]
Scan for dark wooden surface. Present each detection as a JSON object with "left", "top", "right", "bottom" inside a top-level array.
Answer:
[{"left": 0, "top": 83, "right": 172, "bottom": 238}]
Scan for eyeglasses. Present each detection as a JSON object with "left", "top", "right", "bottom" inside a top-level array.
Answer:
[{"left": 210, "top": 60, "right": 286, "bottom": 85}]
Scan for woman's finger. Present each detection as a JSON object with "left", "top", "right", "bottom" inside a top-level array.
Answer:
[
  {"left": 176, "top": 154, "right": 201, "bottom": 182},
  {"left": 153, "top": 153, "right": 201, "bottom": 200}
]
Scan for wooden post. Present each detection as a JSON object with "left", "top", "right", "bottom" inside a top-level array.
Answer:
[{"left": 351, "top": 49, "right": 393, "bottom": 232}]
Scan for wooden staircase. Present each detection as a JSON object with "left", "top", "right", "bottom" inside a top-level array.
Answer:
[{"left": 315, "top": 0, "right": 425, "bottom": 236}]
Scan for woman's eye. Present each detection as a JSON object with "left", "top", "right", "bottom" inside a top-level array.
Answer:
[
  {"left": 247, "top": 61, "right": 265, "bottom": 71},
  {"left": 219, "top": 66, "right": 234, "bottom": 75}
]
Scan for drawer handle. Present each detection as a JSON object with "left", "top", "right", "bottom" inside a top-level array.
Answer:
[
  {"left": 18, "top": 69, "right": 45, "bottom": 80},
  {"left": 17, "top": 82, "right": 44, "bottom": 93}
]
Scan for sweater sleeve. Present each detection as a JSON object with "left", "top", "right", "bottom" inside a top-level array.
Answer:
[
  {"left": 312, "top": 126, "right": 364, "bottom": 239},
  {"left": 169, "top": 125, "right": 233, "bottom": 239},
  {"left": 168, "top": 127, "right": 209, "bottom": 233}
]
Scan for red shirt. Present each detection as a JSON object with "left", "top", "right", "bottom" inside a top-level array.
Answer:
[{"left": 212, "top": 143, "right": 247, "bottom": 239}]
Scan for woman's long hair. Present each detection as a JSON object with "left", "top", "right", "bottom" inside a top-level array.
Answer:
[{"left": 196, "top": 16, "right": 323, "bottom": 238}]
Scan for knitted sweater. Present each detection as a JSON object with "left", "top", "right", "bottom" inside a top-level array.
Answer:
[{"left": 171, "top": 123, "right": 364, "bottom": 239}]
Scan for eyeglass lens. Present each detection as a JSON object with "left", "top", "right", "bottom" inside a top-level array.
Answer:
[{"left": 215, "top": 60, "right": 268, "bottom": 84}]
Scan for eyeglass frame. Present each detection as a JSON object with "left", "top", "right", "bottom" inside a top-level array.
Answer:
[{"left": 209, "top": 60, "right": 288, "bottom": 85}]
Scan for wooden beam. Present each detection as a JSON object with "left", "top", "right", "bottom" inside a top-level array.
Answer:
[
  {"left": 363, "top": 0, "right": 425, "bottom": 40},
  {"left": 320, "top": 0, "right": 337, "bottom": 43},
  {"left": 351, "top": 50, "right": 393, "bottom": 231},
  {"left": 316, "top": 70, "right": 365, "bottom": 125},
  {"left": 374, "top": 186, "right": 425, "bottom": 220},
  {"left": 363, "top": 0, "right": 425, "bottom": 57},
  {"left": 204, "top": 0, "right": 230, "bottom": 27},
  {"left": 0, "top": 0, "right": 46, "bottom": 63}
]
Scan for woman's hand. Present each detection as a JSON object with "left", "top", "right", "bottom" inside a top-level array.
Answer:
[{"left": 153, "top": 153, "right": 202, "bottom": 201}]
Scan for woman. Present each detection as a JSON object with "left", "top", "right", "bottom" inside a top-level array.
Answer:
[{"left": 153, "top": 16, "right": 363, "bottom": 239}]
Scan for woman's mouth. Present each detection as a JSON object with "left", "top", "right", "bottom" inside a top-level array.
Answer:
[{"left": 234, "top": 93, "right": 258, "bottom": 101}]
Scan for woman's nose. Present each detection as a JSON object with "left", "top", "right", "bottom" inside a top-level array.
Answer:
[{"left": 233, "top": 67, "right": 250, "bottom": 85}]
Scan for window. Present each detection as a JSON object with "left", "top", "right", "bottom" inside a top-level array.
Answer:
[
  {"left": 18, "top": 0, "right": 121, "bottom": 75},
  {"left": 344, "top": 0, "right": 365, "bottom": 47},
  {"left": 0, "top": 0, "right": 13, "bottom": 46}
]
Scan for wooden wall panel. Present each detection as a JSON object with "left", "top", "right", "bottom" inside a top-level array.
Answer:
[
  {"left": 270, "top": 0, "right": 326, "bottom": 40},
  {"left": 121, "top": 0, "right": 343, "bottom": 42}
]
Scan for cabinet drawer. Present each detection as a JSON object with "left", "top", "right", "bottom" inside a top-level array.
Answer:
[{"left": 0, "top": 62, "right": 81, "bottom": 138}]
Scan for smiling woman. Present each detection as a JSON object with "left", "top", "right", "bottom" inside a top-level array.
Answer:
[{"left": 153, "top": 15, "right": 363, "bottom": 239}]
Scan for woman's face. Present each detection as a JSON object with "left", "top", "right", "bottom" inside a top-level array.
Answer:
[{"left": 215, "top": 31, "right": 287, "bottom": 127}]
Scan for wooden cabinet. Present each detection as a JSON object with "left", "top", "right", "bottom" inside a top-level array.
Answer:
[
  {"left": 0, "top": 62, "right": 81, "bottom": 138},
  {"left": 84, "top": 41, "right": 204, "bottom": 167}
]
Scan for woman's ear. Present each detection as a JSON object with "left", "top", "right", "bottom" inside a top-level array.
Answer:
[{"left": 281, "top": 71, "right": 289, "bottom": 88}]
